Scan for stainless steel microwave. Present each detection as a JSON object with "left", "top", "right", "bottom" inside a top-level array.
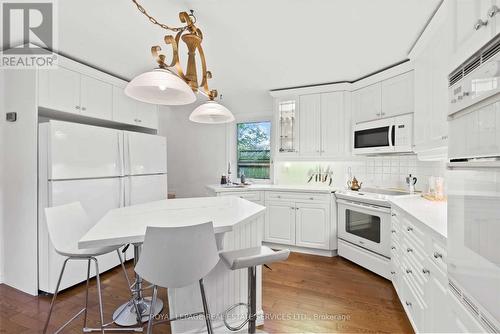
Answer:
[{"left": 352, "top": 114, "right": 413, "bottom": 155}]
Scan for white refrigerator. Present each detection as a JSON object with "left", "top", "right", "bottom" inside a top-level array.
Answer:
[{"left": 38, "top": 121, "right": 167, "bottom": 294}]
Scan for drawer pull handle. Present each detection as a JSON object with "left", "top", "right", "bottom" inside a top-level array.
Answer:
[
  {"left": 391, "top": 230, "right": 396, "bottom": 233},
  {"left": 391, "top": 246, "right": 396, "bottom": 250},
  {"left": 474, "top": 19, "right": 488, "bottom": 31},
  {"left": 407, "top": 227, "right": 413, "bottom": 232},
  {"left": 422, "top": 269, "right": 430, "bottom": 274},
  {"left": 75, "top": 105, "right": 80, "bottom": 109},
  {"left": 390, "top": 271, "right": 395, "bottom": 275},
  {"left": 406, "top": 248, "right": 413, "bottom": 253},
  {"left": 406, "top": 269, "right": 412, "bottom": 274},
  {"left": 134, "top": 118, "right": 142, "bottom": 123},
  {"left": 309, "top": 197, "right": 314, "bottom": 200},
  {"left": 391, "top": 213, "right": 396, "bottom": 217},
  {"left": 433, "top": 252, "right": 443, "bottom": 259},
  {"left": 405, "top": 301, "right": 412, "bottom": 307}
]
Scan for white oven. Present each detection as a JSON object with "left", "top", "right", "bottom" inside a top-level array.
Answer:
[
  {"left": 352, "top": 114, "right": 413, "bottom": 155},
  {"left": 337, "top": 199, "right": 391, "bottom": 258}
]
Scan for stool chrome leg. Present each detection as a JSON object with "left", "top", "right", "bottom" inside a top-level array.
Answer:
[
  {"left": 199, "top": 278, "right": 213, "bottom": 334},
  {"left": 146, "top": 285, "right": 158, "bottom": 334},
  {"left": 92, "top": 257, "right": 105, "bottom": 334},
  {"left": 43, "top": 257, "right": 70, "bottom": 334},
  {"left": 248, "top": 266, "right": 257, "bottom": 334},
  {"left": 83, "top": 258, "right": 91, "bottom": 329}
]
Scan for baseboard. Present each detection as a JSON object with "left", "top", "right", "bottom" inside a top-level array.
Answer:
[
  {"left": 337, "top": 239, "right": 390, "bottom": 279},
  {"left": 263, "top": 242, "right": 337, "bottom": 257}
]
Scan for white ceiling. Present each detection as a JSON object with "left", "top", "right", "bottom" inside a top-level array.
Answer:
[{"left": 54, "top": 0, "right": 440, "bottom": 114}]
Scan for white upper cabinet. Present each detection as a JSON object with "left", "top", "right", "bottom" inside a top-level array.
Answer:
[
  {"left": 453, "top": 0, "right": 493, "bottom": 58},
  {"left": 38, "top": 67, "right": 81, "bottom": 114},
  {"left": 299, "top": 94, "right": 321, "bottom": 156},
  {"left": 38, "top": 57, "right": 159, "bottom": 129},
  {"left": 112, "top": 87, "right": 158, "bottom": 129},
  {"left": 80, "top": 75, "right": 113, "bottom": 120},
  {"left": 320, "top": 91, "right": 346, "bottom": 157},
  {"left": 413, "top": 3, "right": 453, "bottom": 159},
  {"left": 352, "top": 83, "right": 382, "bottom": 123},
  {"left": 381, "top": 71, "right": 414, "bottom": 118}
]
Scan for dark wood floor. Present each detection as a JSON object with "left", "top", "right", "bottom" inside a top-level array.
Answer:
[{"left": 0, "top": 253, "right": 413, "bottom": 333}]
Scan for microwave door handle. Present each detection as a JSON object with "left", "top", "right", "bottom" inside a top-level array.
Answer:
[{"left": 388, "top": 125, "right": 394, "bottom": 147}]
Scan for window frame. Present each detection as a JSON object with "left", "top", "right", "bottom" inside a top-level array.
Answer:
[{"left": 236, "top": 120, "right": 272, "bottom": 181}]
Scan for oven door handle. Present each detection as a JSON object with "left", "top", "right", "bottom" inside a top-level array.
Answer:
[{"left": 337, "top": 199, "right": 391, "bottom": 214}]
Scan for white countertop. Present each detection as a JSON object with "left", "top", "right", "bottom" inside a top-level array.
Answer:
[
  {"left": 206, "top": 183, "right": 336, "bottom": 194},
  {"left": 390, "top": 196, "right": 447, "bottom": 238},
  {"left": 79, "top": 196, "right": 266, "bottom": 249}
]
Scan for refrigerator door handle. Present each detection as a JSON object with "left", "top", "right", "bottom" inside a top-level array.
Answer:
[{"left": 118, "top": 132, "right": 125, "bottom": 177}]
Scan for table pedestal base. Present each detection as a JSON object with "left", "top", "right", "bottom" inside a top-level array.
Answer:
[
  {"left": 113, "top": 297, "right": 164, "bottom": 326},
  {"left": 113, "top": 244, "right": 164, "bottom": 327}
]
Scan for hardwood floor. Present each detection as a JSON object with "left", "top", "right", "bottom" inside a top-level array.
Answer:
[{"left": 0, "top": 252, "right": 413, "bottom": 333}]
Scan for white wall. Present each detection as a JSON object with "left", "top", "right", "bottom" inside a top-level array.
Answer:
[{"left": 158, "top": 105, "right": 230, "bottom": 198}]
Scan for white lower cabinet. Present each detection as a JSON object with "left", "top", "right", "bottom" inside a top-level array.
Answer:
[
  {"left": 391, "top": 207, "right": 453, "bottom": 333},
  {"left": 265, "top": 200, "right": 296, "bottom": 245},
  {"left": 295, "top": 201, "right": 329, "bottom": 249},
  {"left": 264, "top": 191, "right": 331, "bottom": 250}
]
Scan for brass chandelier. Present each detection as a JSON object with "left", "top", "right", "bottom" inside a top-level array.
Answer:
[{"left": 126, "top": 0, "right": 234, "bottom": 124}]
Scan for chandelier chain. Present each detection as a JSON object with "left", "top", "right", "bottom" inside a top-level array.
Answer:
[{"left": 132, "top": 0, "right": 186, "bottom": 32}]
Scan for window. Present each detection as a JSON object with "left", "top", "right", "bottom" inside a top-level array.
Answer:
[{"left": 237, "top": 121, "right": 271, "bottom": 179}]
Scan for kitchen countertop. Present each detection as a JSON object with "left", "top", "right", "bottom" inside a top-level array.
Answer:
[
  {"left": 206, "top": 183, "right": 336, "bottom": 194},
  {"left": 390, "top": 196, "right": 447, "bottom": 238},
  {"left": 79, "top": 196, "right": 266, "bottom": 249}
]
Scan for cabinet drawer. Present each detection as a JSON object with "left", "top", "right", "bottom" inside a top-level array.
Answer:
[
  {"left": 219, "top": 191, "right": 262, "bottom": 203},
  {"left": 265, "top": 191, "right": 330, "bottom": 203},
  {"left": 402, "top": 217, "right": 426, "bottom": 249}
]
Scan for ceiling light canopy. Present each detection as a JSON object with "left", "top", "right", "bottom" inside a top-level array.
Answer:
[{"left": 127, "top": 1, "right": 234, "bottom": 124}]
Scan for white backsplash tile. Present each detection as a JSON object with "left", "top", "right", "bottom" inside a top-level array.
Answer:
[{"left": 274, "top": 155, "right": 446, "bottom": 193}]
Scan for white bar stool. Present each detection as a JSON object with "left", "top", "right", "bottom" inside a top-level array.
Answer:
[
  {"left": 43, "top": 202, "right": 140, "bottom": 334},
  {"left": 220, "top": 246, "right": 290, "bottom": 333},
  {"left": 134, "top": 222, "right": 220, "bottom": 334}
]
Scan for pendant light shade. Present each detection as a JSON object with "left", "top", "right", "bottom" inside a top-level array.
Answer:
[
  {"left": 189, "top": 100, "right": 235, "bottom": 124},
  {"left": 125, "top": 69, "right": 196, "bottom": 105}
]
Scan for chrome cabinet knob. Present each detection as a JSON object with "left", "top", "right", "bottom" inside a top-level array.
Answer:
[
  {"left": 391, "top": 246, "right": 396, "bottom": 250},
  {"left": 433, "top": 252, "right": 443, "bottom": 259},
  {"left": 406, "top": 269, "right": 412, "bottom": 274},
  {"left": 390, "top": 271, "right": 395, "bottom": 275},
  {"left": 422, "top": 268, "right": 430, "bottom": 274},
  {"left": 406, "top": 301, "right": 412, "bottom": 307},
  {"left": 391, "top": 213, "right": 396, "bottom": 217},
  {"left": 406, "top": 248, "right": 413, "bottom": 253},
  {"left": 75, "top": 105, "right": 80, "bottom": 109},
  {"left": 488, "top": 5, "right": 500, "bottom": 18},
  {"left": 134, "top": 118, "right": 142, "bottom": 123},
  {"left": 407, "top": 227, "right": 413, "bottom": 232},
  {"left": 391, "top": 229, "right": 396, "bottom": 233},
  {"left": 474, "top": 19, "right": 488, "bottom": 31}
]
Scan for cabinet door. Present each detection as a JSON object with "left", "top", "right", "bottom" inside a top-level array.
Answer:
[
  {"left": 320, "top": 92, "right": 345, "bottom": 157},
  {"left": 425, "top": 271, "right": 453, "bottom": 333},
  {"left": 299, "top": 94, "right": 321, "bottom": 156},
  {"left": 413, "top": 57, "right": 431, "bottom": 148},
  {"left": 113, "top": 86, "right": 158, "bottom": 129},
  {"left": 264, "top": 200, "right": 296, "bottom": 245},
  {"left": 453, "top": 0, "right": 492, "bottom": 56},
  {"left": 80, "top": 75, "right": 113, "bottom": 120},
  {"left": 38, "top": 67, "right": 80, "bottom": 114},
  {"left": 493, "top": 0, "right": 500, "bottom": 35},
  {"left": 381, "top": 71, "right": 414, "bottom": 118},
  {"left": 276, "top": 97, "right": 299, "bottom": 155},
  {"left": 352, "top": 83, "right": 382, "bottom": 123},
  {"left": 295, "top": 202, "right": 329, "bottom": 249}
]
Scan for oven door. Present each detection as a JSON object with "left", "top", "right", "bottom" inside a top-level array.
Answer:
[
  {"left": 337, "top": 199, "right": 391, "bottom": 257},
  {"left": 447, "top": 164, "right": 500, "bottom": 330},
  {"left": 353, "top": 122, "right": 394, "bottom": 155}
]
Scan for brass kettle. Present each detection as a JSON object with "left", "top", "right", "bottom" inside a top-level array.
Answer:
[{"left": 347, "top": 176, "right": 362, "bottom": 191}]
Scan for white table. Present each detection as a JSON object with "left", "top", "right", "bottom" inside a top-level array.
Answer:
[{"left": 79, "top": 196, "right": 266, "bottom": 332}]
